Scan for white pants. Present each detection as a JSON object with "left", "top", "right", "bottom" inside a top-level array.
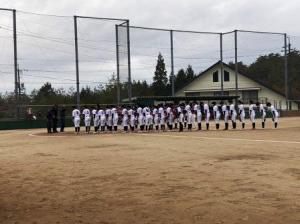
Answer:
[
  {"left": 224, "top": 112, "right": 229, "bottom": 123},
  {"left": 240, "top": 112, "right": 245, "bottom": 123},
  {"left": 94, "top": 117, "right": 99, "bottom": 127},
  {"left": 154, "top": 115, "right": 159, "bottom": 126},
  {"left": 146, "top": 115, "right": 152, "bottom": 126},
  {"left": 250, "top": 112, "right": 256, "bottom": 123},
  {"left": 231, "top": 112, "right": 237, "bottom": 123},
  {"left": 273, "top": 112, "right": 279, "bottom": 123},
  {"left": 205, "top": 113, "right": 210, "bottom": 124},
  {"left": 130, "top": 117, "right": 135, "bottom": 127},
  {"left": 113, "top": 115, "right": 118, "bottom": 127},
  {"left": 123, "top": 117, "right": 128, "bottom": 127},
  {"left": 84, "top": 116, "right": 91, "bottom": 127},
  {"left": 215, "top": 112, "right": 220, "bottom": 124},
  {"left": 138, "top": 115, "right": 145, "bottom": 126},
  {"left": 100, "top": 116, "right": 106, "bottom": 127},
  {"left": 197, "top": 113, "right": 202, "bottom": 124},
  {"left": 74, "top": 117, "right": 80, "bottom": 128},
  {"left": 107, "top": 116, "right": 112, "bottom": 127},
  {"left": 160, "top": 116, "right": 165, "bottom": 125}
]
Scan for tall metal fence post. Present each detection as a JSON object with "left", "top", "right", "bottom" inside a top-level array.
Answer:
[
  {"left": 220, "top": 33, "right": 224, "bottom": 96},
  {"left": 74, "top": 16, "right": 80, "bottom": 109},
  {"left": 170, "top": 30, "right": 175, "bottom": 96},
  {"left": 12, "top": 9, "right": 19, "bottom": 119},
  {"left": 284, "top": 33, "right": 288, "bottom": 110},
  {"left": 126, "top": 20, "right": 132, "bottom": 102},
  {"left": 234, "top": 30, "right": 239, "bottom": 104},
  {"left": 115, "top": 25, "right": 121, "bottom": 105}
]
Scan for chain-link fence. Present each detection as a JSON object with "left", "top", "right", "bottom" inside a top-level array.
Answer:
[{"left": 1, "top": 8, "right": 300, "bottom": 122}]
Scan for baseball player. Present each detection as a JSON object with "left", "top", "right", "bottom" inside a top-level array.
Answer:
[
  {"left": 122, "top": 107, "right": 129, "bottom": 132},
  {"left": 203, "top": 102, "right": 210, "bottom": 130},
  {"left": 99, "top": 109, "right": 106, "bottom": 132},
  {"left": 166, "top": 106, "right": 173, "bottom": 130},
  {"left": 186, "top": 108, "right": 194, "bottom": 131},
  {"left": 238, "top": 101, "right": 246, "bottom": 129},
  {"left": 92, "top": 106, "right": 97, "bottom": 132},
  {"left": 212, "top": 102, "right": 221, "bottom": 130},
  {"left": 222, "top": 102, "right": 229, "bottom": 130},
  {"left": 249, "top": 100, "right": 256, "bottom": 129},
  {"left": 82, "top": 106, "right": 91, "bottom": 133},
  {"left": 72, "top": 106, "right": 81, "bottom": 134},
  {"left": 106, "top": 107, "right": 113, "bottom": 132},
  {"left": 257, "top": 102, "right": 266, "bottom": 128},
  {"left": 128, "top": 108, "right": 135, "bottom": 132},
  {"left": 158, "top": 105, "right": 165, "bottom": 131},
  {"left": 145, "top": 107, "right": 153, "bottom": 131},
  {"left": 194, "top": 103, "right": 202, "bottom": 130},
  {"left": 153, "top": 107, "right": 159, "bottom": 131},
  {"left": 137, "top": 106, "right": 145, "bottom": 131},
  {"left": 229, "top": 100, "right": 237, "bottom": 129},
  {"left": 267, "top": 102, "right": 279, "bottom": 128},
  {"left": 111, "top": 107, "right": 119, "bottom": 132},
  {"left": 178, "top": 105, "right": 184, "bottom": 132},
  {"left": 173, "top": 106, "right": 178, "bottom": 129}
]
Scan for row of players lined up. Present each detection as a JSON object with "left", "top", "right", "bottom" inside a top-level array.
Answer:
[{"left": 71, "top": 100, "right": 279, "bottom": 134}]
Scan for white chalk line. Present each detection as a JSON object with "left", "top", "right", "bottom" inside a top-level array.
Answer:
[
  {"left": 134, "top": 133, "right": 300, "bottom": 145},
  {"left": 28, "top": 133, "right": 68, "bottom": 138},
  {"left": 27, "top": 132, "right": 300, "bottom": 145}
]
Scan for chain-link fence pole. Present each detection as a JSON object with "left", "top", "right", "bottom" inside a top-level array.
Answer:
[
  {"left": 170, "top": 30, "right": 175, "bottom": 96},
  {"left": 234, "top": 30, "right": 239, "bottom": 105},
  {"left": 220, "top": 33, "right": 224, "bottom": 95},
  {"left": 115, "top": 24, "right": 121, "bottom": 106},
  {"left": 73, "top": 16, "right": 80, "bottom": 109},
  {"left": 284, "top": 33, "right": 289, "bottom": 110},
  {"left": 126, "top": 20, "right": 132, "bottom": 102}
]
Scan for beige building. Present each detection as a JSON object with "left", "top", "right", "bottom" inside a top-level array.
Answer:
[{"left": 175, "top": 62, "right": 298, "bottom": 110}]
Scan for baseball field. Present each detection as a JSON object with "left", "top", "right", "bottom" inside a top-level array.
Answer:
[{"left": 0, "top": 117, "right": 300, "bottom": 224}]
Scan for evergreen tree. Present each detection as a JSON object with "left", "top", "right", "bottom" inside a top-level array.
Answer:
[
  {"left": 152, "top": 53, "right": 168, "bottom": 96},
  {"left": 174, "top": 69, "right": 186, "bottom": 91},
  {"left": 186, "top": 65, "right": 195, "bottom": 81}
]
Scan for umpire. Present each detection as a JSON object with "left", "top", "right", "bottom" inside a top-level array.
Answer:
[
  {"left": 51, "top": 105, "right": 58, "bottom": 133},
  {"left": 46, "top": 109, "right": 53, "bottom": 133},
  {"left": 60, "top": 105, "right": 66, "bottom": 132}
]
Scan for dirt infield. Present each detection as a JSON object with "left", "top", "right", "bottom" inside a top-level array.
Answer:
[{"left": 0, "top": 117, "right": 300, "bottom": 224}]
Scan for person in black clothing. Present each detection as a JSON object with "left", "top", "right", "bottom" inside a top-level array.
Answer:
[
  {"left": 60, "top": 106, "right": 66, "bottom": 132},
  {"left": 46, "top": 109, "right": 53, "bottom": 133},
  {"left": 51, "top": 105, "right": 58, "bottom": 133}
]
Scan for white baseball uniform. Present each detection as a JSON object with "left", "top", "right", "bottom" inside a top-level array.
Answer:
[
  {"left": 72, "top": 109, "right": 81, "bottom": 128},
  {"left": 82, "top": 108, "right": 91, "bottom": 127}
]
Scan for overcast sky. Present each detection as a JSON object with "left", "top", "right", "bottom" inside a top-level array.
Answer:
[{"left": 0, "top": 0, "right": 300, "bottom": 93}]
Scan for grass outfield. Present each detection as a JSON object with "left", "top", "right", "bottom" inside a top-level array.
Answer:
[{"left": 0, "top": 117, "right": 300, "bottom": 224}]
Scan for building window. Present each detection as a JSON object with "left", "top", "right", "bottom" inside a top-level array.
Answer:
[
  {"left": 213, "top": 71, "right": 219, "bottom": 82},
  {"left": 224, "top": 70, "right": 230, "bottom": 82},
  {"left": 214, "top": 91, "right": 229, "bottom": 96},
  {"left": 242, "top": 90, "right": 258, "bottom": 103}
]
